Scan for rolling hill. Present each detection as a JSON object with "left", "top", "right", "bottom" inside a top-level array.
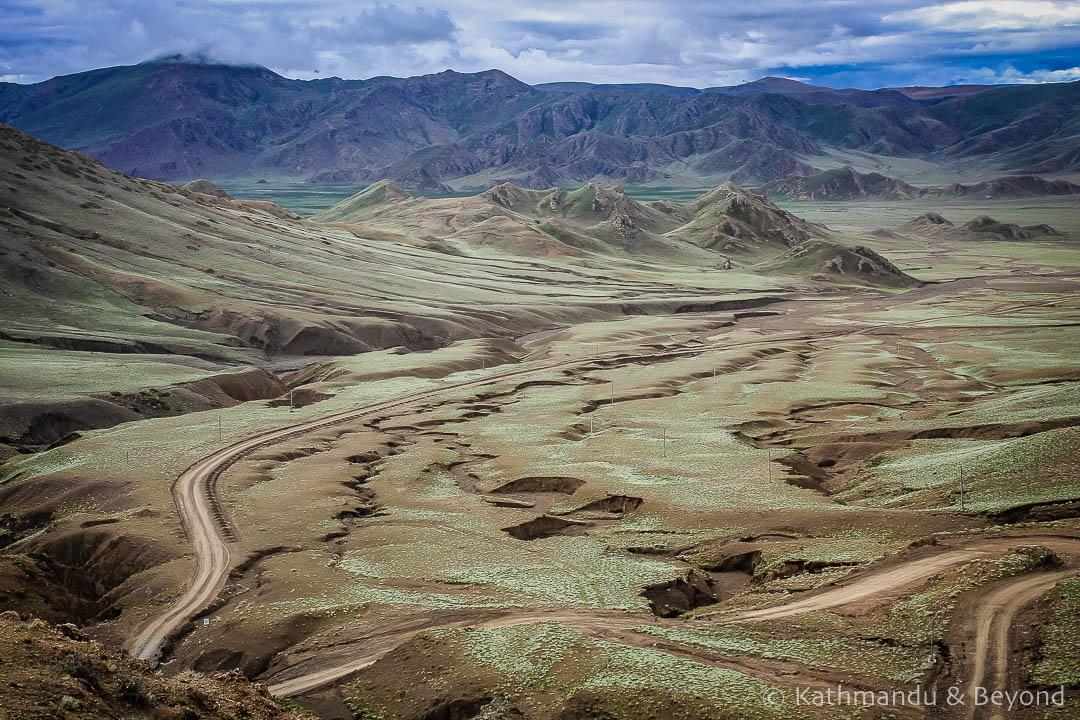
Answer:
[
  {"left": 761, "top": 166, "right": 922, "bottom": 200},
  {"left": 315, "top": 179, "right": 821, "bottom": 260},
  {"left": 0, "top": 122, "right": 922, "bottom": 460}
]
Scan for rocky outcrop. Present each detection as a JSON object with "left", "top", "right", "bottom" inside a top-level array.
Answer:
[
  {"left": 896, "top": 212, "right": 954, "bottom": 234},
  {"left": 764, "top": 241, "right": 923, "bottom": 288},
  {"left": 0, "top": 612, "right": 307, "bottom": 719},
  {"left": 677, "top": 182, "right": 820, "bottom": 252},
  {"left": 761, "top": 166, "right": 921, "bottom": 200},
  {"left": 897, "top": 213, "right": 1062, "bottom": 241},
  {"left": 926, "top": 174, "right": 1080, "bottom": 199},
  {"left": 182, "top": 179, "right": 232, "bottom": 199}
]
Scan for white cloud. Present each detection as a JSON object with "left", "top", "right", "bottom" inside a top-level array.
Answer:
[
  {"left": 886, "top": 1, "right": 1080, "bottom": 31},
  {"left": 959, "top": 63, "right": 1080, "bottom": 83},
  {"left": 0, "top": 1, "right": 1078, "bottom": 88}
]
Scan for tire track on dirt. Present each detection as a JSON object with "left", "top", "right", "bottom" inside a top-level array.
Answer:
[
  {"left": 130, "top": 293, "right": 1075, "bottom": 686},
  {"left": 129, "top": 333, "right": 824, "bottom": 661},
  {"left": 262, "top": 534, "right": 1080, "bottom": 698},
  {"left": 962, "top": 568, "right": 1077, "bottom": 720}
]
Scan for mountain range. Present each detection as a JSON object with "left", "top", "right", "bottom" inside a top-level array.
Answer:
[{"left": 2, "top": 56, "right": 1079, "bottom": 190}]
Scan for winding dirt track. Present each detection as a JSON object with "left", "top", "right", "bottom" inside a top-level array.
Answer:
[
  {"left": 128, "top": 321, "right": 873, "bottom": 661},
  {"left": 127, "top": 287, "right": 1080, "bottom": 705},
  {"left": 131, "top": 338, "right": 768, "bottom": 661},
  {"left": 262, "top": 535, "right": 1080, "bottom": 697}
]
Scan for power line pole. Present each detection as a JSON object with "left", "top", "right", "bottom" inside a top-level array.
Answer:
[{"left": 959, "top": 464, "right": 965, "bottom": 511}]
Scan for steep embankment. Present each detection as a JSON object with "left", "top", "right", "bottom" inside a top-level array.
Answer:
[{"left": 0, "top": 611, "right": 306, "bottom": 719}]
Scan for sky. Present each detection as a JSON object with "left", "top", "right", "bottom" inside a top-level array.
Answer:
[{"left": 1, "top": 0, "right": 1080, "bottom": 88}]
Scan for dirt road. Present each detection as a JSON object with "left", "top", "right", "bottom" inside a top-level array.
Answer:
[
  {"left": 130, "top": 337, "right": 789, "bottom": 661},
  {"left": 128, "top": 294, "right": 1079, "bottom": 709},
  {"left": 262, "top": 534, "right": 1080, "bottom": 697},
  {"left": 962, "top": 567, "right": 1077, "bottom": 720}
]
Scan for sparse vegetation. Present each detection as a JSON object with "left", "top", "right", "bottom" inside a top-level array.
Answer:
[
  {"left": 1032, "top": 576, "right": 1080, "bottom": 685},
  {"left": 0, "top": 112, "right": 1077, "bottom": 720}
]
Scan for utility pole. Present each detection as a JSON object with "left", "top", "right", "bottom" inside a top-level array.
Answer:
[
  {"left": 610, "top": 382, "right": 614, "bottom": 406},
  {"left": 959, "top": 464, "right": 965, "bottom": 511},
  {"left": 928, "top": 618, "right": 937, "bottom": 663},
  {"left": 289, "top": 389, "right": 295, "bottom": 410}
]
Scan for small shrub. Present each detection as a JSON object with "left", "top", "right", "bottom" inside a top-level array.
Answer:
[
  {"left": 116, "top": 675, "right": 153, "bottom": 706},
  {"left": 110, "top": 390, "right": 123, "bottom": 397},
  {"left": 60, "top": 695, "right": 79, "bottom": 710},
  {"left": 59, "top": 652, "right": 100, "bottom": 690}
]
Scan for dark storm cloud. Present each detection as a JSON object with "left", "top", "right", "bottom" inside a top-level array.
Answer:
[{"left": 0, "top": 1, "right": 1078, "bottom": 87}]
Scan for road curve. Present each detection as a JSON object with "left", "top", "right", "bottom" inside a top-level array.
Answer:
[
  {"left": 128, "top": 299, "right": 1078, "bottom": 684},
  {"left": 963, "top": 568, "right": 1077, "bottom": 720},
  {"left": 129, "top": 353, "right": 602, "bottom": 660},
  {"left": 263, "top": 534, "right": 1080, "bottom": 697}
]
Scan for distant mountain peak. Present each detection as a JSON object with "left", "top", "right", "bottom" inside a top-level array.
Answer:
[
  {"left": 747, "top": 76, "right": 815, "bottom": 89},
  {"left": 140, "top": 52, "right": 268, "bottom": 71}
]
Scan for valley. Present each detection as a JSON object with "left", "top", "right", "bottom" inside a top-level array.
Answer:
[{"left": 0, "top": 121, "right": 1078, "bottom": 720}]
